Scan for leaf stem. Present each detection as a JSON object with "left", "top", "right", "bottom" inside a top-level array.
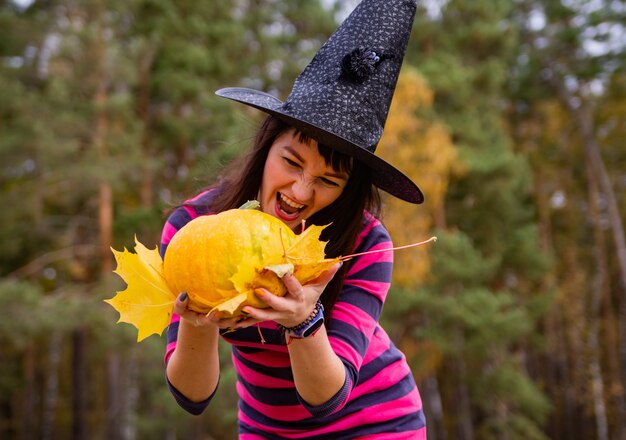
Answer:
[{"left": 340, "top": 236, "right": 437, "bottom": 261}]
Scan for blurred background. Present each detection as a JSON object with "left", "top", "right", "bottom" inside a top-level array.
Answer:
[{"left": 1, "top": 0, "right": 625, "bottom": 439}]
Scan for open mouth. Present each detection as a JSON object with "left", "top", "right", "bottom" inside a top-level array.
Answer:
[{"left": 276, "top": 192, "right": 305, "bottom": 219}]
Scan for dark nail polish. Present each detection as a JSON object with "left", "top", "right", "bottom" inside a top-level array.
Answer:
[{"left": 178, "top": 292, "right": 188, "bottom": 302}]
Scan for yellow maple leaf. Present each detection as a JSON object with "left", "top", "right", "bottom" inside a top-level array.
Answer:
[{"left": 104, "top": 237, "right": 176, "bottom": 342}]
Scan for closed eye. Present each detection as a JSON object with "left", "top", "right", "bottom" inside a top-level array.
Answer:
[
  {"left": 319, "top": 177, "right": 340, "bottom": 187},
  {"left": 283, "top": 157, "right": 301, "bottom": 168}
]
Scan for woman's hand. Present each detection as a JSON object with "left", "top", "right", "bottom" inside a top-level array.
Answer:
[
  {"left": 173, "top": 293, "right": 219, "bottom": 329},
  {"left": 174, "top": 292, "right": 265, "bottom": 330},
  {"left": 236, "top": 262, "right": 342, "bottom": 329}
]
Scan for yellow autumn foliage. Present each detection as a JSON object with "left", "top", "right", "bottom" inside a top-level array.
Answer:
[{"left": 378, "top": 67, "right": 461, "bottom": 286}]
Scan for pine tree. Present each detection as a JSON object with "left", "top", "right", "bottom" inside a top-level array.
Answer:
[{"left": 396, "top": 0, "right": 554, "bottom": 438}]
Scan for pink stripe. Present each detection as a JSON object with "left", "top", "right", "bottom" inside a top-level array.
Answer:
[
  {"left": 357, "top": 427, "right": 427, "bottom": 440},
  {"left": 362, "top": 328, "right": 392, "bottom": 364},
  {"left": 163, "top": 313, "right": 181, "bottom": 364},
  {"left": 300, "top": 392, "right": 423, "bottom": 438},
  {"left": 329, "top": 336, "right": 361, "bottom": 367},
  {"left": 332, "top": 303, "right": 374, "bottom": 335},
  {"left": 344, "top": 278, "right": 390, "bottom": 302},
  {"left": 346, "top": 242, "right": 394, "bottom": 275},
  {"left": 236, "top": 345, "right": 292, "bottom": 368},
  {"left": 350, "top": 359, "right": 414, "bottom": 401},
  {"left": 164, "top": 343, "right": 176, "bottom": 364},
  {"left": 222, "top": 338, "right": 288, "bottom": 351},
  {"left": 239, "top": 390, "right": 423, "bottom": 439},
  {"left": 355, "top": 213, "right": 378, "bottom": 245},
  {"left": 237, "top": 382, "right": 310, "bottom": 422},
  {"left": 160, "top": 222, "right": 178, "bottom": 245},
  {"left": 182, "top": 205, "right": 198, "bottom": 219},
  {"left": 232, "top": 353, "right": 293, "bottom": 389}
]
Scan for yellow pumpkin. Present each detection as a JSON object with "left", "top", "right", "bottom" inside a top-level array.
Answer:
[{"left": 163, "top": 208, "right": 338, "bottom": 317}]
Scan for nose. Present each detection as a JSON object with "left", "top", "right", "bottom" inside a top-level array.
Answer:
[{"left": 292, "top": 173, "right": 314, "bottom": 202}]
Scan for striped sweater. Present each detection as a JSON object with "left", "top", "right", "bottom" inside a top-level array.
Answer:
[{"left": 161, "top": 190, "right": 426, "bottom": 439}]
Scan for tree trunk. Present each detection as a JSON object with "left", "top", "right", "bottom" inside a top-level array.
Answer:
[
  {"left": 423, "top": 374, "right": 447, "bottom": 440},
  {"left": 586, "top": 160, "right": 609, "bottom": 440},
  {"left": 21, "top": 343, "right": 36, "bottom": 440},
  {"left": 454, "top": 334, "right": 474, "bottom": 440},
  {"left": 122, "top": 347, "right": 139, "bottom": 440},
  {"left": 72, "top": 329, "right": 87, "bottom": 440},
  {"left": 107, "top": 353, "right": 121, "bottom": 440},
  {"left": 91, "top": 5, "right": 118, "bottom": 439},
  {"left": 138, "top": 42, "right": 157, "bottom": 209},
  {"left": 549, "top": 75, "right": 626, "bottom": 433},
  {"left": 576, "top": 104, "right": 626, "bottom": 439},
  {"left": 42, "top": 331, "right": 62, "bottom": 440}
]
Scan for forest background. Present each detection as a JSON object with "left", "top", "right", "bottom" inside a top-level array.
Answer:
[{"left": 1, "top": 0, "right": 625, "bottom": 439}]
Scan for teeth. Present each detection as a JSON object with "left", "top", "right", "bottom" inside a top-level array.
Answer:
[{"left": 280, "top": 193, "right": 304, "bottom": 209}]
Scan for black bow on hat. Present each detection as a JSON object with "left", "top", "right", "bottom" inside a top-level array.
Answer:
[{"left": 216, "top": 0, "right": 424, "bottom": 204}]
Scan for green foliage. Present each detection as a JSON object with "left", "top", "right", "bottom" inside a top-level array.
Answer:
[
  {"left": 385, "top": 0, "right": 559, "bottom": 436},
  {"left": 0, "top": 280, "right": 47, "bottom": 349},
  {"left": 0, "top": 1, "right": 341, "bottom": 437},
  {"left": 2, "top": 0, "right": 624, "bottom": 437}
]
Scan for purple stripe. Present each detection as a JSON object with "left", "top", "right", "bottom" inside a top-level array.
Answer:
[
  {"left": 237, "top": 373, "right": 421, "bottom": 433},
  {"left": 345, "top": 260, "right": 393, "bottom": 282},
  {"left": 329, "top": 320, "right": 369, "bottom": 358},
  {"left": 351, "top": 222, "right": 390, "bottom": 255},
  {"left": 358, "top": 344, "right": 405, "bottom": 382},
  {"left": 336, "top": 284, "right": 383, "bottom": 318},
  {"left": 232, "top": 347, "right": 294, "bottom": 382}
]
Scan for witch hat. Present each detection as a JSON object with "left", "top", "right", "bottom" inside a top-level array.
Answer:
[{"left": 216, "top": 0, "right": 423, "bottom": 204}]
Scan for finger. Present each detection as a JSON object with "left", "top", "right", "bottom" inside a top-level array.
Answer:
[
  {"left": 173, "top": 292, "right": 189, "bottom": 315},
  {"left": 281, "top": 274, "right": 305, "bottom": 298},
  {"left": 254, "top": 288, "right": 290, "bottom": 312},
  {"left": 310, "top": 261, "right": 342, "bottom": 287},
  {"left": 241, "top": 304, "right": 276, "bottom": 323},
  {"left": 234, "top": 316, "right": 263, "bottom": 328}
]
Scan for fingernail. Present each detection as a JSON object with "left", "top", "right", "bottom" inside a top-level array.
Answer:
[
  {"left": 254, "top": 289, "right": 264, "bottom": 297},
  {"left": 241, "top": 308, "right": 250, "bottom": 316},
  {"left": 178, "top": 292, "right": 188, "bottom": 302},
  {"left": 236, "top": 316, "right": 246, "bottom": 323}
]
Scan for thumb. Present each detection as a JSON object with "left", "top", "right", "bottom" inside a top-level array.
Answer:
[
  {"left": 314, "top": 261, "right": 343, "bottom": 286},
  {"left": 173, "top": 292, "right": 189, "bottom": 314}
]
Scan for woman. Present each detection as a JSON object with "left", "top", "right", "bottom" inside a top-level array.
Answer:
[{"left": 162, "top": 0, "right": 427, "bottom": 438}]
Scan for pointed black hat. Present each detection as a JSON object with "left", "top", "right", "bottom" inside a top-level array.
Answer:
[{"left": 216, "top": 0, "right": 423, "bottom": 204}]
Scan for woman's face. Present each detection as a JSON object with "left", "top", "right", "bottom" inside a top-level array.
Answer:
[{"left": 259, "top": 129, "right": 349, "bottom": 231}]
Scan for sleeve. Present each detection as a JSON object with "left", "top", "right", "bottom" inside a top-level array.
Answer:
[
  {"left": 160, "top": 205, "right": 196, "bottom": 365},
  {"left": 306, "top": 215, "right": 394, "bottom": 415},
  {"left": 165, "top": 374, "right": 219, "bottom": 416},
  {"left": 160, "top": 191, "right": 219, "bottom": 415}
]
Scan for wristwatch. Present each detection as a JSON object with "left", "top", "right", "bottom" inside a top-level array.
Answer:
[{"left": 278, "top": 300, "right": 324, "bottom": 341}]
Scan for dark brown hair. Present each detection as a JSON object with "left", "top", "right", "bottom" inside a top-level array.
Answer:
[{"left": 196, "top": 115, "right": 382, "bottom": 315}]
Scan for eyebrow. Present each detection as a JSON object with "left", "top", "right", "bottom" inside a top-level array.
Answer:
[{"left": 284, "top": 146, "right": 349, "bottom": 180}]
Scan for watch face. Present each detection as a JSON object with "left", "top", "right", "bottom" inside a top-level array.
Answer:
[{"left": 302, "top": 318, "right": 324, "bottom": 337}]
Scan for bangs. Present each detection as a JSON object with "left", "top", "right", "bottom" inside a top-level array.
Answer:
[{"left": 296, "top": 131, "right": 353, "bottom": 174}]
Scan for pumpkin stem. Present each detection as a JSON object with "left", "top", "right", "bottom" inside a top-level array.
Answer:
[
  {"left": 239, "top": 200, "right": 261, "bottom": 210},
  {"left": 340, "top": 236, "right": 437, "bottom": 261}
]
